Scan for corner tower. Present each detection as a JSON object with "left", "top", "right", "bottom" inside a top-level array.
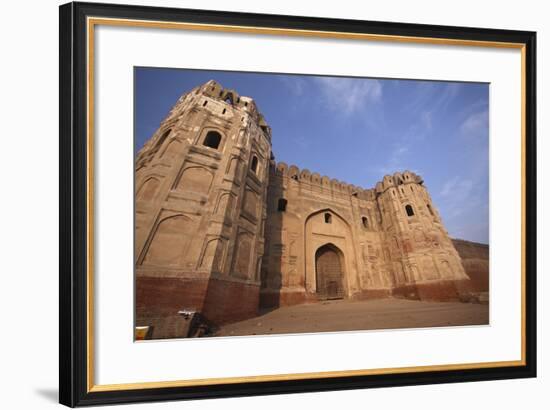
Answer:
[
  {"left": 135, "top": 80, "right": 272, "bottom": 338},
  {"left": 374, "top": 171, "right": 470, "bottom": 299}
]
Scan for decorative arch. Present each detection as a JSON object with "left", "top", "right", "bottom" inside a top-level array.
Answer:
[
  {"left": 142, "top": 214, "right": 191, "bottom": 266},
  {"left": 304, "top": 208, "right": 354, "bottom": 231},
  {"left": 137, "top": 176, "right": 161, "bottom": 201},
  {"left": 232, "top": 231, "right": 253, "bottom": 279},
  {"left": 175, "top": 166, "right": 213, "bottom": 195},
  {"left": 215, "top": 191, "right": 235, "bottom": 220},
  {"left": 160, "top": 138, "right": 182, "bottom": 159},
  {"left": 304, "top": 208, "right": 357, "bottom": 297},
  {"left": 199, "top": 237, "right": 225, "bottom": 271},
  {"left": 439, "top": 259, "right": 453, "bottom": 278},
  {"left": 243, "top": 188, "right": 258, "bottom": 218},
  {"left": 226, "top": 155, "right": 242, "bottom": 181},
  {"left": 155, "top": 129, "right": 171, "bottom": 150}
]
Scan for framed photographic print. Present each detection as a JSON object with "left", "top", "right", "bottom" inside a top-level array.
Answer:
[{"left": 59, "top": 1, "right": 537, "bottom": 407}]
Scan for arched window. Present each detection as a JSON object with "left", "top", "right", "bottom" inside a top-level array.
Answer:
[
  {"left": 203, "top": 131, "right": 221, "bottom": 149},
  {"left": 405, "top": 204, "right": 415, "bottom": 217},
  {"left": 250, "top": 155, "right": 259, "bottom": 174},
  {"left": 362, "top": 216, "right": 368, "bottom": 229},
  {"left": 324, "top": 213, "right": 332, "bottom": 224},
  {"left": 277, "top": 198, "right": 287, "bottom": 212}
]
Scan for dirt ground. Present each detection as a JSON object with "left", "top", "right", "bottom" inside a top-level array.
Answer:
[{"left": 212, "top": 298, "right": 489, "bottom": 337}]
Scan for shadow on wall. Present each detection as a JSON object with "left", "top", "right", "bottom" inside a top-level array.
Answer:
[
  {"left": 259, "top": 176, "right": 284, "bottom": 312},
  {"left": 34, "top": 388, "right": 58, "bottom": 403}
]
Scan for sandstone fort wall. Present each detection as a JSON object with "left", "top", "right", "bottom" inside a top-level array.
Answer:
[{"left": 134, "top": 80, "right": 486, "bottom": 339}]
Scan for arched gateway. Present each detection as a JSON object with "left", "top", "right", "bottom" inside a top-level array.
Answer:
[{"left": 315, "top": 243, "right": 345, "bottom": 300}]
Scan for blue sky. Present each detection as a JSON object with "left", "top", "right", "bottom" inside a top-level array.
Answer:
[{"left": 135, "top": 68, "right": 489, "bottom": 244}]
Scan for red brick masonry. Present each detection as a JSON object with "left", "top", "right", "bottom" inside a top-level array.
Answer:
[{"left": 136, "top": 276, "right": 260, "bottom": 339}]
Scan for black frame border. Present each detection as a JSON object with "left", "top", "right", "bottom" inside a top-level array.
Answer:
[{"left": 59, "top": 2, "right": 536, "bottom": 407}]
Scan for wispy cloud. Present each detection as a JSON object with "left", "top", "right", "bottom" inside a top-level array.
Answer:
[
  {"left": 439, "top": 176, "right": 478, "bottom": 218},
  {"left": 403, "top": 82, "right": 461, "bottom": 115},
  {"left": 420, "top": 110, "right": 433, "bottom": 131},
  {"left": 278, "top": 76, "right": 307, "bottom": 97},
  {"left": 375, "top": 83, "right": 463, "bottom": 176},
  {"left": 314, "top": 77, "right": 383, "bottom": 115},
  {"left": 377, "top": 111, "right": 431, "bottom": 176},
  {"left": 378, "top": 144, "right": 410, "bottom": 175},
  {"left": 441, "top": 176, "right": 473, "bottom": 199},
  {"left": 433, "top": 83, "right": 462, "bottom": 111},
  {"left": 460, "top": 109, "right": 488, "bottom": 138}
]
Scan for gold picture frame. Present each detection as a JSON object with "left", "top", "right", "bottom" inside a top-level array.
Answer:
[{"left": 60, "top": 2, "right": 536, "bottom": 406}]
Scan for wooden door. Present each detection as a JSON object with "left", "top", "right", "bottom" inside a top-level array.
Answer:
[{"left": 316, "top": 245, "right": 344, "bottom": 299}]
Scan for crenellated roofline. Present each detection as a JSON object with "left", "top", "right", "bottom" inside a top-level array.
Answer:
[
  {"left": 374, "top": 171, "right": 424, "bottom": 194},
  {"left": 185, "top": 81, "right": 425, "bottom": 197},
  {"left": 272, "top": 161, "right": 424, "bottom": 200},
  {"left": 192, "top": 80, "right": 272, "bottom": 140}
]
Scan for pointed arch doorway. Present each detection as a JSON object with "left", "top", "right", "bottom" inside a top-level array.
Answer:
[{"left": 315, "top": 243, "right": 345, "bottom": 300}]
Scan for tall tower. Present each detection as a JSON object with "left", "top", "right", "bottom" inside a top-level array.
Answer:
[
  {"left": 374, "top": 171, "right": 469, "bottom": 298},
  {"left": 135, "top": 80, "right": 272, "bottom": 338}
]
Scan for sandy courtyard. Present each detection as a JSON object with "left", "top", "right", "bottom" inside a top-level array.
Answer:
[{"left": 212, "top": 298, "right": 489, "bottom": 337}]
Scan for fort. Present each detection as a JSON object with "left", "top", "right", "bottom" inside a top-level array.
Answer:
[{"left": 135, "top": 80, "right": 488, "bottom": 339}]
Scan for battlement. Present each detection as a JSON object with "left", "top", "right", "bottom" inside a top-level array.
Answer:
[
  {"left": 272, "top": 161, "right": 425, "bottom": 202},
  {"left": 272, "top": 161, "right": 376, "bottom": 201},
  {"left": 192, "top": 79, "right": 254, "bottom": 109},
  {"left": 375, "top": 171, "right": 424, "bottom": 194},
  {"left": 191, "top": 80, "right": 272, "bottom": 139}
]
